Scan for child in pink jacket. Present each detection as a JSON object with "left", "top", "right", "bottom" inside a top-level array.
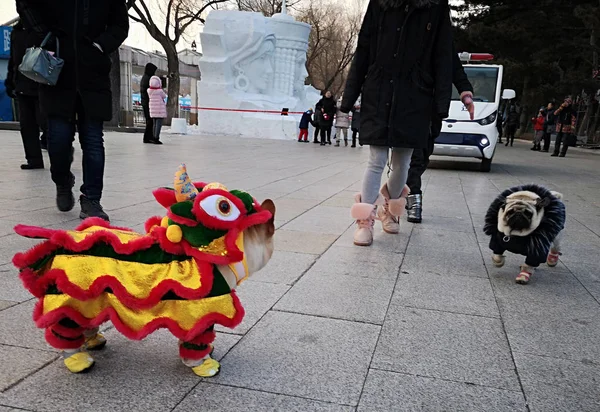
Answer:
[{"left": 148, "top": 76, "right": 167, "bottom": 144}]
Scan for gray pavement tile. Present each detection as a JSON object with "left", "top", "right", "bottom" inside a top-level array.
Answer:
[
  {"left": 358, "top": 369, "right": 526, "bottom": 412},
  {"left": 174, "top": 383, "right": 354, "bottom": 412},
  {"left": 212, "top": 332, "right": 242, "bottom": 361},
  {"left": 275, "top": 270, "right": 396, "bottom": 324},
  {"left": 497, "top": 299, "right": 600, "bottom": 363},
  {"left": 0, "top": 265, "right": 37, "bottom": 303},
  {"left": 251, "top": 251, "right": 317, "bottom": 285},
  {"left": 372, "top": 306, "right": 520, "bottom": 391},
  {"left": 269, "top": 197, "right": 321, "bottom": 222},
  {"left": 321, "top": 191, "right": 357, "bottom": 208},
  {"left": 514, "top": 352, "right": 600, "bottom": 412},
  {"left": 407, "top": 227, "right": 479, "bottom": 251},
  {"left": 3, "top": 330, "right": 200, "bottom": 412},
  {"left": 274, "top": 229, "right": 338, "bottom": 255},
  {"left": 0, "top": 345, "right": 58, "bottom": 391},
  {"left": 401, "top": 253, "right": 489, "bottom": 279},
  {"left": 392, "top": 272, "right": 499, "bottom": 318},
  {"left": 283, "top": 206, "right": 353, "bottom": 236},
  {"left": 218, "top": 280, "right": 289, "bottom": 335},
  {"left": 215, "top": 311, "right": 380, "bottom": 406},
  {"left": 0, "top": 300, "right": 53, "bottom": 351},
  {"left": 412, "top": 215, "right": 475, "bottom": 233},
  {"left": 0, "top": 300, "right": 17, "bottom": 311},
  {"left": 0, "top": 235, "right": 40, "bottom": 266},
  {"left": 310, "top": 246, "right": 403, "bottom": 281}
]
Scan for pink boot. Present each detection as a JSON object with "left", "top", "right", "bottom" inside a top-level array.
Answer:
[
  {"left": 377, "top": 184, "right": 409, "bottom": 234},
  {"left": 351, "top": 194, "right": 377, "bottom": 246}
]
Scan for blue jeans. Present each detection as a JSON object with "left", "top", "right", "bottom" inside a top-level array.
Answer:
[{"left": 47, "top": 113, "right": 105, "bottom": 201}]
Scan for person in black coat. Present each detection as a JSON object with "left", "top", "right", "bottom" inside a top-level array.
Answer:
[
  {"left": 313, "top": 100, "right": 323, "bottom": 143},
  {"left": 317, "top": 91, "right": 336, "bottom": 146},
  {"left": 5, "top": 21, "right": 45, "bottom": 170},
  {"left": 551, "top": 97, "right": 576, "bottom": 157},
  {"left": 541, "top": 102, "right": 555, "bottom": 152},
  {"left": 18, "top": 0, "right": 129, "bottom": 221},
  {"left": 141, "top": 63, "right": 158, "bottom": 144},
  {"left": 340, "top": 0, "right": 453, "bottom": 247},
  {"left": 405, "top": 48, "right": 474, "bottom": 223},
  {"left": 505, "top": 107, "right": 519, "bottom": 147}
]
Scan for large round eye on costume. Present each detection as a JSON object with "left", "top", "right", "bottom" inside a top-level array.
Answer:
[{"left": 200, "top": 195, "right": 241, "bottom": 222}]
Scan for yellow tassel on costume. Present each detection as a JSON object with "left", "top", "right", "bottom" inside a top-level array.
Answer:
[{"left": 166, "top": 225, "right": 183, "bottom": 243}]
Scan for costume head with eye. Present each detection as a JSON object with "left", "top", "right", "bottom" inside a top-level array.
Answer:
[{"left": 149, "top": 164, "right": 275, "bottom": 266}]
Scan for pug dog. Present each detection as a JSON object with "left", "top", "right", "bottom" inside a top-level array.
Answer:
[{"left": 484, "top": 184, "right": 566, "bottom": 284}]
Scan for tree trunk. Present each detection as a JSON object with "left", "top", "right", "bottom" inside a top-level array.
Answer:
[
  {"left": 166, "top": 47, "right": 180, "bottom": 125},
  {"left": 517, "top": 75, "right": 530, "bottom": 137},
  {"left": 107, "top": 50, "right": 121, "bottom": 127}
]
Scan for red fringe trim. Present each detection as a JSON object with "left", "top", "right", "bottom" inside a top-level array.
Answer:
[
  {"left": 33, "top": 290, "right": 245, "bottom": 342},
  {"left": 19, "top": 259, "right": 214, "bottom": 309},
  {"left": 153, "top": 188, "right": 178, "bottom": 209},
  {"left": 179, "top": 344, "right": 212, "bottom": 360},
  {"left": 50, "top": 322, "right": 84, "bottom": 339},
  {"left": 76, "top": 218, "right": 133, "bottom": 232},
  {"left": 144, "top": 216, "right": 162, "bottom": 233},
  {"left": 45, "top": 328, "right": 84, "bottom": 350}
]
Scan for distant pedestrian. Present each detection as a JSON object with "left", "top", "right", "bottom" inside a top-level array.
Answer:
[
  {"left": 5, "top": 21, "right": 45, "bottom": 170},
  {"left": 505, "top": 107, "right": 519, "bottom": 147},
  {"left": 552, "top": 97, "right": 577, "bottom": 157},
  {"left": 530, "top": 107, "right": 545, "bottom": 151},
  {"left": 334, "top": 97, "right": 350, "bottom": 146},
  {"left": 298, "top": 108, "right": 314, "bottom": 142},
  {"left": 541, "top": 102, "right": 556, "bottom": 152},
  {"left": 147, "top": 76, "right": 166, "bottom": 144},
  {"left": 350, "top": 98, "right": 361, "bottom": 148},
  {"left": 141, "top": 63, "right": 159, "bottom": 144},
  {"left": 313, "top": 100, "right": 323, "bottom": 143},
  {"left": 318, "top": 91, "right": 336, "bottom": 146}
]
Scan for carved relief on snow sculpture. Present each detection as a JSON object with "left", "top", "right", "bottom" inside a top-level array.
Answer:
[{"left": 228, "top": 27, "right": 276, "bottom": 94}]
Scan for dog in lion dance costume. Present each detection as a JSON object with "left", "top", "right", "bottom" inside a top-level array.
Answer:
[{"left": 12, "top": 164, "right": 276, "bottom": 377}]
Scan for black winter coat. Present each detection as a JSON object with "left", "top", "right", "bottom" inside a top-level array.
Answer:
[
  {"left": 5, "top": 23, "right": 39, "bottom": 97},
  {"left": 141, "top": 63, "right": 158, "bottom": 108},
  {"left": 18, "top": 0, "right": 129, "bottom": 122},
  {"left": 341, "top": 0, "right": 453, "bottom": 149},
  {"left": 317, "top": 96, "right": 336, "bottom": 128}
]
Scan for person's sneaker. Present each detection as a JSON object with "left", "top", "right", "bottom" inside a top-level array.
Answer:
[
  {"left": 152, "top": 139, "right": 163, "bottom": 145},
  {"left": 558, "top": 153, "right": 566, "bottom": 158},
  {"left": 56, "top": 174, "right": 76, "bottom": 212},
  {"left": 80, "top": 196, "right": 110, "bottom": 221},
  {"left": 20, "top": 163, "right": 44, "bottom": 170},
  {"left": 551, "top": 153, "right": 558, "bottom": 157}
]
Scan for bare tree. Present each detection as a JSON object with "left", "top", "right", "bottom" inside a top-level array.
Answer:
[
  {"left": 236, "top": 0, "right": 302, "bottom": 16},
  {"left": 298, "top": 0, "right": 362, "bottom": 96},
  {"left": 129, "top": 0, "right": 228, "bottom": 121}
]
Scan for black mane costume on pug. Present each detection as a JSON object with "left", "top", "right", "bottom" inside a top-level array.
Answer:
[{"left": 484, "top": 184, "right": 565, "bottom": 267}]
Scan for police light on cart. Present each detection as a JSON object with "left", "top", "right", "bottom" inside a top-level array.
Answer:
[{"left": 458, "top": 52, "right": 495, "bottom": 64}]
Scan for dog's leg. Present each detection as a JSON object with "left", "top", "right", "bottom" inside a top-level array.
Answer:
[
  {"left": 492, "top": 254, "right": 505, "bottom": 268},
  {"left": 180, "top": 327, "right": 220, "bottom": 377},
  {"left": 47, "top": 319, "right": 96, "bottom": 373},
  {"left": 547, "top": 232, "right": 563, "bottom": 267},
  {"left": 516, "top": 263, "right": 535, "bottom": 285}
]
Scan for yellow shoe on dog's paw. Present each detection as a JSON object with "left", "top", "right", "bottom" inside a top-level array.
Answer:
[
  {"left": 191, "top": 358, "right": 220, "bottom": 377},
  {"left": 64, "top": 352, "right": 95, "bottom": 373},
  {"left": 84, "top": 333, "right": 107, "bottom": 351}
]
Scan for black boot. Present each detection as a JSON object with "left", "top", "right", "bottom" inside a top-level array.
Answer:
[
  {"left": 79, "top": 196, "right": 110, "bottom": 221},
  {"left": 406, "top": 194, "right": 423, "bottom": 224},
  {"left": 56, "top": 173, "right": 76, "bottom": 212},
  {"left": 20, "top": 162, "right": 44, "bottom": 170}
]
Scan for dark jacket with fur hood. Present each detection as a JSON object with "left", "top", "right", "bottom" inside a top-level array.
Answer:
[
  {"left": 341, "top": 0, "right": 453, "bottom": 149},
  {"left": 484, "top": 184, "right": 565, "bottom": 267}
]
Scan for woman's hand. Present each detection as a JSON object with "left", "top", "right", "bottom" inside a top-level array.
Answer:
[{"left": 460, "top": 91, "right": 475, "bottom": 120}]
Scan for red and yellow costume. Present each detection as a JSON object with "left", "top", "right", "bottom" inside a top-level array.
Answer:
[{"left": 13, "top": 165, "right": 272, "bottom": 368}]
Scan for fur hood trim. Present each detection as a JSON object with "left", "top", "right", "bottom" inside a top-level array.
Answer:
[
  {"left": 378, "top": 0, "right": 439, "bottom": 10},
  {"left": 483, "top": 184, "right": 565, "bottom": 256}
]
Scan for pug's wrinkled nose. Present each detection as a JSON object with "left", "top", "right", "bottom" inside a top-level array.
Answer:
[{"left": 507, "top": 212, "right": 530, "bottom": 231}]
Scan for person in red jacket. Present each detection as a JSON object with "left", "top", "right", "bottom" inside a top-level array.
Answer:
[{"left": 531, "top": 107, "right": 545, "bottom": 151}]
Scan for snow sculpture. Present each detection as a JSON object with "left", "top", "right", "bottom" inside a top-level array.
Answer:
[{"left": 197, "top": 10, "right": 321, "bottom": 140}]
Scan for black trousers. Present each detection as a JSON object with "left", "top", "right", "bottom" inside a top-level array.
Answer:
[
  {"left": 313, "top": 125, "right": 321, "bottom": 142},
  {"left": 142, "top": 104, "right": 154, "bottom": 141},
  {"left": 352, "top": 129, "right": 358, "bottom": 146},
  {"left": 506, "top": 125, "right": 517, "bottom": 146},
  {"left": 406, "top": 135, "right": 435, "bottom": 195},
  {"left": 553, "top": 131, "right": 570, "bottom": 155},
  {"left": 320, "top": 126, "right": 332, "bottom": 144},
  {"left": 17, "top": 94, "right": 44, "bottom": 166},
  {"left": 542, "top": 130, "right": 552, "bottom": 151}
]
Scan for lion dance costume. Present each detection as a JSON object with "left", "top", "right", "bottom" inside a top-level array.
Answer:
[{"left": 12, "top": 164, "right": 272, "bottom": 376}]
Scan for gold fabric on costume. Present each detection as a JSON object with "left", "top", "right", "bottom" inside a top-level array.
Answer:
[
  {"left": 196, "top": 236, "right": 229, "bottom": 257},
  {"left": 43, "top": 293, "right": 237, "bottom": 333},
  {"left": 47, "top": 255, "right": 202, "bottom": 299},
  {"left": 65, "top": 226, "right": 146, "bottom": 244}
]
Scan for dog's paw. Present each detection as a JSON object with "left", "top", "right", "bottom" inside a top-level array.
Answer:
[
  {"left": 492, "top": 255, "right": 505, "bottom": 268},
  {"left": 191, "top": 357, "right": 220, "bottom": 378},
  {"left": 547, "top": 251, "right": 560, "bottom": 267}
]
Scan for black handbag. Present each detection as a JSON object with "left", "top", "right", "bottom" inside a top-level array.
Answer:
[{"left": 18, "top": 33, "right": 64, "bottom": 86}]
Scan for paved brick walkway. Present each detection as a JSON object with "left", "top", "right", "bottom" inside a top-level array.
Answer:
[{"left": 0, "top": 130, "right": 599, "bottom": 411}]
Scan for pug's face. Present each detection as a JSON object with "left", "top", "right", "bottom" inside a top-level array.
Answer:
[{"left": 497, "top": 191, "right": 551, "bottom": 237}]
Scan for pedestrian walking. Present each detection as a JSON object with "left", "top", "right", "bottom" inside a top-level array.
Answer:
[
  {"left": 341, "top": 0, "right": 453, "bottom": 247},
  {"left": 298, "top": 108, "right": 314, "bottom": 142},
  {"left": 318, "top": 91, "right": 336, "bottom": 146},
  {"left": 18, "top": 0, "right": 129, "bottom": 221},
  {"left": 350, "top": 98, "right": 361, "bottom": 148},
  {"left": 141, "top": 63, "right": 159, "bottom": 144},
  {"left": 530, "top": 107, "right": 545, "bottom": 151},
  {"left": 541, "top": 102, "right": 555, "bottom": 152},
  {"left": 505, "top": 107, "right": 519, "bottom": 147},
  {"left": 405, "top": 46, "right": 474, "bottom": 224},
  {"left": 552, "top": 97, "right": 577, "bottom": 157},
  {"left": 334, "top": 97, "right": 350, "bottom": 146},
  {"left": 147, "top": 76, "right": 166, "bottom": 144},
  {"left": 5, "top": 21, "right": 45, "bottom": 170}
]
